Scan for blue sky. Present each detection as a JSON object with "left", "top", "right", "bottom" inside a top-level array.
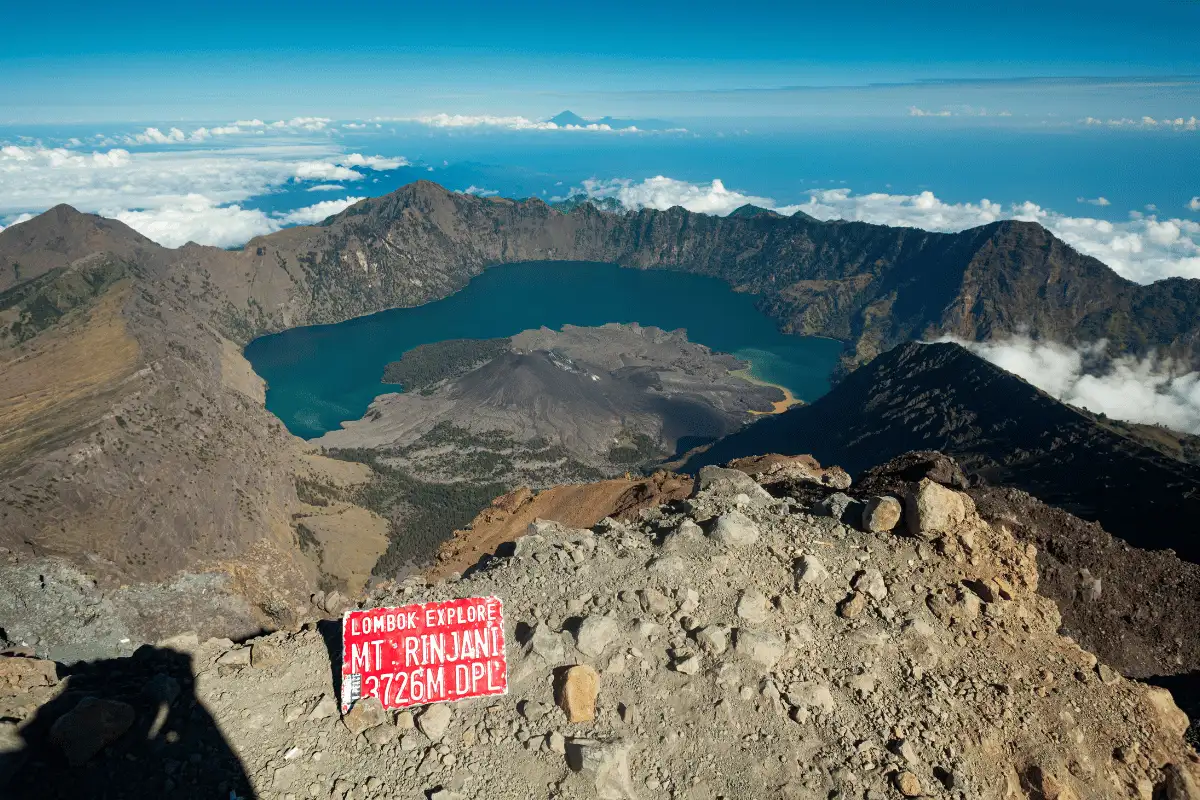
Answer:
[
  {"left": 4, "top": 0, "right": 1200, "bottom": 122},
  {"left": 1, "top": 1, "right": 1197, "bottom": 285}
]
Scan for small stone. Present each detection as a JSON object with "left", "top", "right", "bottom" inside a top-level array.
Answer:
[
  {"left": 694, "top": 625, "right": 729, "bottom": 656},
  {"left": 838, "top": 592, "right": 868, "bottom": 618},
  {"left": 418, "top": 703, "right": 453, "bottom": 740},
  {"left": 862, "top": 496, "right": 903, "bottom": 532},
  {"left": 530, "top": 624, "right": 567, "bottom": 662},
  {"left": 672, "top": 655, "right": 701, "bottom": 675},
  {"left": 735, "top": 631, "right": 785, "bottom": 669},
  {"left": 548, "top": 730, "right": 567, "bottom": 754},
  {"left": 558, "top": 664, "right": 601, "bottom": 723},
  {"left": 251, "top": 642, "right": 282, "bottom": 668},
  {"left": 396, "top": 710, "right": 415, "bottom": 730},
  {"left": 1096, "top": 664, "right": 1121, "bottom": 686},
  {"left": 796, "top": 554, "right": 830, "bottom": 585},
  {"left": 217, "top": 647, "right": 252, "bottom": 667},
  {"left": 711, "top": 511, "right": 760, "bottom": 547},
  {"left": 638, "top": 588, "right": 674, "bottom": 616},
  {"left": 308, "top": 695, "right": 338, "bottom": 720},
  {"left": 894, "top": 771, "right": 922, "bottom": 797},
  {"left": 736, "top": 590, "right": 771, "bottom": 624},
  {"left": 852, "top": 569, "right": 888, "bottom": 601},
  {"left": 575, "top": 615, "right": 621, "bottom": 657},
  {"left": 48, "top": 697, "right": 136, "bottom": 766},
  {"left": 343, "top": 696, "right": 387, "bottom": 736}
]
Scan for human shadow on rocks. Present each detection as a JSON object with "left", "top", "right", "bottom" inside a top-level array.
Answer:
[
  {"left": 3, "top": 646, "right": 256, "bottom": 799},
  {"left": 317, "top": 618, "right": 344, "bottom": 702}
]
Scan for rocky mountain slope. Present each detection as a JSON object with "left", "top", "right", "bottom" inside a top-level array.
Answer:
[
  {"left": 0, "top": 213, "right": 387, "bottom": 662},
  {"left": 3, "top": 462, "right": 1199, "bottom": 798},
  {"left": 3, "top": 184, "right": 1199, "bottom": 665},
  {"left": 682, "top": 341, "right": 1200, "bottom": 561}
]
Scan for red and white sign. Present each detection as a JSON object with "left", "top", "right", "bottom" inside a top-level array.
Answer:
[{"left": 341, "top": 597, "right": 508, "bottom": 711}]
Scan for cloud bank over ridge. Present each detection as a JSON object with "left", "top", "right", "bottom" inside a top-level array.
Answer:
[
  {"left": 575, "top": 176, "right": 1200, "bottom": 284},
  {"left": 942, "top": 335, "right": 1200, "bottom": 435}
]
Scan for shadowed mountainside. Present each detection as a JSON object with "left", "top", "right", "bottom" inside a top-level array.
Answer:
[{"left": 683, "top": 341, "right": 1200, "bottom": 561}]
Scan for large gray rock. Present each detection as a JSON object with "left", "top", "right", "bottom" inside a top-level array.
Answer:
[
  {"left": 812, "top": 492, "right": 863, "bottom": 528},
  {"left": 566, "top": 738, "right": 638, "bottom": 800},
  {"left": 48, "top": 696, "right": 135, "bottom": 766},
  {"left": 710, "top": 511, "right": 760, "bottom": 547},
  {"left": 694, "top": 466, "right": 772, "bottom": 503},
  {"left": 575, "top": 615, "right": 621, "bottom": 657},
  {"left": 905, "top": 479, "right": 968, "bottom": 536}
]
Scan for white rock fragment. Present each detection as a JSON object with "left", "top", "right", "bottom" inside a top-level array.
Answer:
[{"left": 711, "top": 511, "right": 760, "bottom": 547}]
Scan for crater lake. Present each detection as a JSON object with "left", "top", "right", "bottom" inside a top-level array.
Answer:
[{"left": 244, "top": 261, "right": 844, "bottom": 439}]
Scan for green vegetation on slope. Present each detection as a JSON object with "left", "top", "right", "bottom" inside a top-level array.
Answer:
[{"left": 381, "top": 337, "right": 512, "bottom": 393}]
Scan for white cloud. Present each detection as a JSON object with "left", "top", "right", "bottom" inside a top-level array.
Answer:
[
  {"left": 114, "top": 195, "right": 277, "bottom": 248},
  {"left": 574, "top": 177, "right": 1200, "bottom": 283},
  {"left": 306, "top": 184, "right": 346, "bottom": 192},
  {"left": 458, "top": 185, "right": 499, "bottom": 197},
  {"left": 112, "top": 195, "right": 366, "bottom": 248},
  {"left": 403, "top": 113, "right": 634, "bottom": 132},
  {"left": 126, "top": 127, "right": 188, "bottom": 145},
  {"left": 1079, "top": 115, "right": 1198, "bottom": 130},
  {"left": 1076, "top": 196, "right": 1111, "bottom": 206},
  {"left": 0, "top": 141, "right": 408, "bottom": 249},
  {"left": 293, "top": 161, "right": 362, "bottom": 181},
  {"left": 943, "top": 336, "right": 1200, "bottom": 435},
  {"left": 0, "top": 212, "right": 34, "bottom": 233},
  {"left": 276, "top": 196, "right": 364, "bottom": 225},
  {"left": 1188, "top": 197, "right": 1200, "bottom": 212},
  {"left": 908, "top": 106, "right": 952, "bottom": 117},
  {"left": 577, "top": 176, "right": 772, "bottom": 216},
  {"left": 0, "top": 142, "right": 380, "bottom": 215},
  {"left": 340, "top": 153, "right": 409, "bottom": 170}
]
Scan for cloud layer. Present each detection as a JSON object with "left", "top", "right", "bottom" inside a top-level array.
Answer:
[
  {"left": 0, "top": 142, "right": 404, "bottom": 247},
  {"left": 112, "top": 195, "right": 365, "bottom": 248},
  {"left": 405, "top": 114, "right": 637, "bottom": 132},
  {"left": 944, "top": 335, "right": 1200, "bottom": 435},
  {"left": 576, "top": 177, "right": 1200, "bottom": 283}
]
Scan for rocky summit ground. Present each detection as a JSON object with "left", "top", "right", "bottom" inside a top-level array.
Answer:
[{"left": 3, "top": 465, "right": 1199, "bottom": 800}]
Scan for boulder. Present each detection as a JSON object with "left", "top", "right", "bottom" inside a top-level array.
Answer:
[
  {"left": 905, "top": 479, "right": 968, "bottom": 536},
  {"left": 48, "top": 697, "right": 136, "bottom": 766},
  {"left": 694, "top": 466, "right": 773, "bottom": 503},
  {"left": 811, "top": 492, "right": 863, "bottom": 528},
  {"left": 862, "top": 496, "right": 903, "bottom": 532}
]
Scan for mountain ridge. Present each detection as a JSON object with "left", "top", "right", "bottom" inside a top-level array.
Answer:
[{"left": 681, "top": 340, "right": 1200, "bottom": 560}]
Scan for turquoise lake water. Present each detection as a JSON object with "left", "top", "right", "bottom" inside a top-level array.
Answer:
[{"left": 244, "top": 262, "right": 845, "bottom": 439}]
